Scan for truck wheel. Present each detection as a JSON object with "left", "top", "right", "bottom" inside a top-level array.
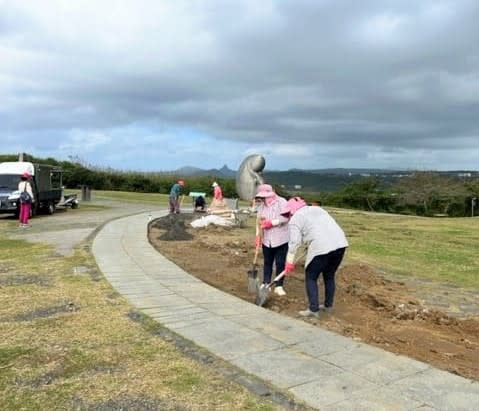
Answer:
[
  {"left": 71, "top": 201, "right": 78, "bottom": 209},
  {"left": 48, "top": 203, "right": 56, "bottom": 215}
]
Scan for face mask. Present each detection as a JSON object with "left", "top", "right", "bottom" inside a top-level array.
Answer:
[{"left": 264, "top": 195, "right": 276, "bottom": 206}]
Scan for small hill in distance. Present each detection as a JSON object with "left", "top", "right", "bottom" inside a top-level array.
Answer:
[{"left": 173, "top": 166, "right": 479, "bottom": 192}]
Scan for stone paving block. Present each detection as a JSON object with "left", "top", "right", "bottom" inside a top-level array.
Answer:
[
  {"left": 175, "top": 317, "right": 284, "bottom": 360},
  {"left": 230, "top": 314, "right": 321, "bottom": 345},
  {"left": 148, "top": 306, "right": 207, "bottom": 319},
  {"left": 125, "top": 296, "right": 191, "bottom": 310},
  {"left": 159, "top": 312, "right": 218, "bottom": 329},
  {"left": 357, "top": 353, "right": 430, "bottom": 385},
  {"left": 139, "top": 296, "right": 191, "bottom": 309},
  {"left": 231, "top": 347, "right": 343, "bottom": 388},
  {"left": 394, "top": 368, "right": 479, "bottom": 410},
  {"left": 162, "top": 315, "right": 220, "bottom": 330},
  {"left": 320, "top": 385, "right": 423, "bottom": 411},
  {"left": 289, "top": 370, "right": 379, "bottom": 408},
  {"left": 292, "top": 328, "right": 357, "bottom": 357},
  {"left": 192, "top": 331, "right": 284, "bottom": 361},
  {"left": 320, "top": 342, "right": 394, "bottom": 374}
]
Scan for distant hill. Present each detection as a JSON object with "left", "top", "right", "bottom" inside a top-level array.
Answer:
[
  {"left": 174, "top": 164, "right": 236, "bottom": 178},
  {"left": 173, "top": 166, "right": 479, "bottom": 192}
]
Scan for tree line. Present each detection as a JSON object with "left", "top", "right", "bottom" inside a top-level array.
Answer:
[{"left": 1, "top": 154, "right": 478, "bottom": 217}]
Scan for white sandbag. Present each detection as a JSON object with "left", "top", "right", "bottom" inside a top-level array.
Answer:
[{"left": 190, "top": 214, "right": 235, "bottom": 228}]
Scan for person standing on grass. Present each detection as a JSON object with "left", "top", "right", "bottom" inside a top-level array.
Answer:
[
  {"left": 212, "top": 181, "right": 223, "bottom": 201},
  {"left": 209, "top": 181, "right": 227, "bottom": 210},
  {"left": 18, "top": 172, "right": 34, "bottom": 228},
  {"left": 281, "top": 197, "right": 348, "bottom": 317},
  {"left": 255, "top": 184, "right": 289, "bottom": 296},
  {"left": 169, "top": 179, "right": 184, "bottom": 214}
]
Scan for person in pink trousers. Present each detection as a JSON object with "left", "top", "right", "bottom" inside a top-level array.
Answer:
[{"left": 18, "top": 172, "right": 34, "bottom": 227}]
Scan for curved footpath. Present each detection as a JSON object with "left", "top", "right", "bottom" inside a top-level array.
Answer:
[{"left": 92, "top": 210, "right": 479, "bottom": 411}]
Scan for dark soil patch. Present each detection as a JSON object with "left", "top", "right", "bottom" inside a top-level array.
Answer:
[
  {"left": 150, "top": 214, "right": 194, "bottom": 241},
  {"left": 148, "top": 214, "right": 479, "bottom": 381},
  {"left": 0, "top": 274, "right": 51, "bottom": 287},
  {"left": 71, "top": 397, "right": 189, "bottom": 411},
  {"left": 9, "top": 301, "right": 79, "bottom": 322}
]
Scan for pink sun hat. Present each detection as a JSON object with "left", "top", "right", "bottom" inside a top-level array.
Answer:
[
  {"left": 281, "top": 197, "right": 307, "bottom": 216},
  {"left": 255, "top": 184, "right": 275, "bottom": 198}
]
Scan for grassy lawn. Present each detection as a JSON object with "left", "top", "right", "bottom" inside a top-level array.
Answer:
[
  {"left": 0, "top": 211, "right": 283, "bottom": 410},
  {"left": 330, "top": 209, "right": 479, "bottom": 288},
  {"left": 3, "top": 191, "right": 477, "bottom": 409}
]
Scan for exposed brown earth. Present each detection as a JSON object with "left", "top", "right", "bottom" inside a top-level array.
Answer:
[{"left": 148, "top": 213, "right": 479, "bottom": 382}]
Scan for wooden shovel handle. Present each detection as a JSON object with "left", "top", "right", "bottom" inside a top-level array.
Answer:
[{"left": 253, "top": 243, "right": 260, "bottom": 265}]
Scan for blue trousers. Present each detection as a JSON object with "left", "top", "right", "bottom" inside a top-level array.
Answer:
[
  {"left": 262, "top": 242, "right": 288, "bottom": 286},
  {"left": 305, "top": 247, "right": 346, "bottom": 311}
]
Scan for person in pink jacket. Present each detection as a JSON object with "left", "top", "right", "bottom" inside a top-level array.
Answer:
[
  {"left": 255, "top": 184, "right": 289, "bottom": 296},
  {"left": 212, "top": 181, "right": 223, "bottom": 200}
]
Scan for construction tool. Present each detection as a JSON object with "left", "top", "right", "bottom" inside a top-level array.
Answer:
[
  {"left": 255, "top": 271, "right": 286, "bottom": 306},
  {"left": 247, "top": 243, "right": 260, "bottom": 293},
  {"left": 255, "top": 249, "right": 306, "bottom": 307}
]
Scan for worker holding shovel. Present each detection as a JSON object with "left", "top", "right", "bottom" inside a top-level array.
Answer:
[
  {"left": 169, "top": 179, "right": 185, "bottom": 214},
  {"left": 281, "top": 197, "right": 348, "bottom": 317},
  {"left": 255, "top": 184, "right": 289, "bottom": 296}
]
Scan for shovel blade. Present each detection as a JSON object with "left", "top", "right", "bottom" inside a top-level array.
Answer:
[
  {"left": 255, "top": 283, "right": 270, "bottom": 306},
  {"left": 247, "top": 267, "right": 259, "bottom": 293},
  {"left": 248, "top": 270, "right": 258, "bottom": 293}
]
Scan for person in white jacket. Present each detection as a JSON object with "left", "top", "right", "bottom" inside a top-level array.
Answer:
[
  {"left": 282, "top": 197, "right": 348, "bottom": 317},
  {"left": 18, "top": 172, "right": 34, "bottom": 227}
]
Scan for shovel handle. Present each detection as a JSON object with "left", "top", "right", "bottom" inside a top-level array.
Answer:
[
  {"left": 269, "top": 270, "right": 286, "bottom": 286},
  {"left": 253, "top": 243, "right": 260, "bottom": 265},
  {"left": 267, "top": 249, "right": 307, "bottom": 287}
]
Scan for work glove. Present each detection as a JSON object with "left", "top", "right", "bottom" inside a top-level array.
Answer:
[
  {"left": 255, "top": 235, "right": 262, "bottom": 247},
  {"left": 284, "top": 262, "right": 295, "bottom": 275},
  {"left": 260, "top": 220, "right": 273, "bottom": 229}
]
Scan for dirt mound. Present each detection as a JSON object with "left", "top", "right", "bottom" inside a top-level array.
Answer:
[
  {"left": 149, "top": 214, "right": 479, "bottom": 381},
  {"left": 151, "top": 214, "right": 194, "bottom": 241}
]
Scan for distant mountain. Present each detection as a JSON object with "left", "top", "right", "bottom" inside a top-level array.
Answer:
[
  {"left": 172, "top": 166, "right": 479, "bottom": 192},
  {"left": 174, "top": 164, "right": 236, "bottom": 178}
]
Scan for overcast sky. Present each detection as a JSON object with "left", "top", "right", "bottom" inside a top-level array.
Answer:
[{"left": 1, "top": 1, "right": 478, "bottom": 172}]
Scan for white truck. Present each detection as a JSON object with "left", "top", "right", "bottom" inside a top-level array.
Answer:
[{"left": 0, "top": 161, "right": 77, "bottom": 216}]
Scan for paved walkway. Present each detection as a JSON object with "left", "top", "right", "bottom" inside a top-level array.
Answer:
[{"left": 92, "top": 210, "right": 479, "bottom": 411}]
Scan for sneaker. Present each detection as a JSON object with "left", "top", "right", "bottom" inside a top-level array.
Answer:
[
  {"left": 299, "top": 309, "right": 320, "bottom": 318},
  {"left": 319, "top": 304, "right": 333, "bottom": 312},
  {"left": 274, "top": 286, "right": 286, "bottom": 296}
]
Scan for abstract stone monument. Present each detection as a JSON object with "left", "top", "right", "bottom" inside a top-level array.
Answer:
[{"left": 236, "top": 154, "right": 266, "bottom": 201}]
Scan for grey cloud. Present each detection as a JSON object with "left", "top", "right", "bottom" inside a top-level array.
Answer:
[{"left": 1, "top": 0, "right": 478, "bottom": 170}]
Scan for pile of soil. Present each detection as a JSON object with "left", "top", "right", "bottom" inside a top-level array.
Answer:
[{"left": 148, "top": 214, "right": 479, "bottom": 381}]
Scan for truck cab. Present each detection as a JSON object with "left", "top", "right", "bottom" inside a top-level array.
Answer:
[{"left": 0, "top": 161, "right": 63, "bottom": 216}]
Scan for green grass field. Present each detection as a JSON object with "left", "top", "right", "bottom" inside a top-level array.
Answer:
[{"left": 330, "top": 209, "right": 479, "bottom": 288}]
